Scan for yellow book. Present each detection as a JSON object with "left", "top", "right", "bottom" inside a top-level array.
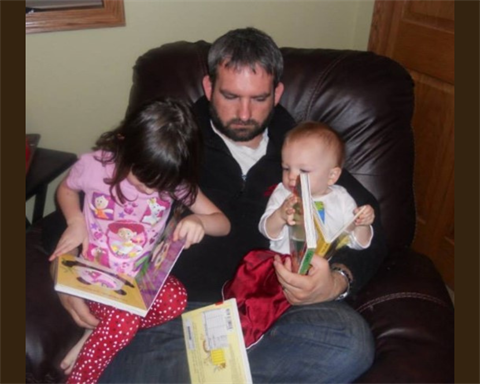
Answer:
[{"left": 181, "top": 299, "right": 252, "bottom": 384}]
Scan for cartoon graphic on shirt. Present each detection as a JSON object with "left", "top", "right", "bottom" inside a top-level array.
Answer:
[
  {"left": 123, "top": 201, "right": 139, "bottom": 216},
  {"left": 106, "top": 221, "right": 147, "bottom": 275},
  {"left": 90, "top": 193, "right": 115, "bottom": 220},
  {"left": 141, "top": 197, "right": 169, "bottom": 226},
  {"left": 91, "top": 228, "right": 104, "bottom": 242},
  {"left": 85, "top": 244, "right": 109, "bottom": 266},
  {"left": 314, "top": 201, "right": 325, "bottom": 224}
]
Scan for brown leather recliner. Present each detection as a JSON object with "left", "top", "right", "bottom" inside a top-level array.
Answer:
[{"left": 26, "top": 41, "right": 454, "bottom": 383}]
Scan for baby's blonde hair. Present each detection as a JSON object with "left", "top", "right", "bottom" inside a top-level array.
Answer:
[{"left": 284, "top": 121, "right": 345, "bottom": 168}]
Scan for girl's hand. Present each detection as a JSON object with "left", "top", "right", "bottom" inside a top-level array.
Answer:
[
  {"left": 173, "top": 215, "right": 206, "bottom": 249},
  {"left": 354, "top": 204, "right": 375, "bottom": 226},
  {"left": 58, "top": 293, "right": 99, "bottom": 329},
  {"left": 49, "top": 217, "right": 88, "bottom": 261}
]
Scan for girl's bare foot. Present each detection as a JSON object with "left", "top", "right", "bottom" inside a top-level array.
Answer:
[{"left": 60, "top": 329, "right": 92, "bottom": 375}]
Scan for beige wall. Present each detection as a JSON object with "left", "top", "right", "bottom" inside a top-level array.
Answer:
[{"left": 26, "top": 0, "right": 374, "bottom": 219}]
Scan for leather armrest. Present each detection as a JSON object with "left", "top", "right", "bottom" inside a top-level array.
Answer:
[
  {"left": 351, "top": 250, "right": 454, "bottom": 383},
  {"left": 26, "top": 214, "right": 83, "bottom": 383}
]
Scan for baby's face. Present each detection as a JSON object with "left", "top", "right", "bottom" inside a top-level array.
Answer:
[{"left": 281, "top": 137, "right": 338, "bottom": 197}]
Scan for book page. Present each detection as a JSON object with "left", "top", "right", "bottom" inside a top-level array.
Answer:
[
  {"left": 135, "top": 216, "right": 185, "bottom": 310},
  {"left": 55, "top": 254, "right": 147, "bottom": 315},
  {"left": 310, "top": 197, "right": 367, "bottom": 259}
]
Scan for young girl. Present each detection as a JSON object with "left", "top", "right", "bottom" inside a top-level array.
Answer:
[{"left": 50, "top": 97, "right": 230, "bottom": 384}]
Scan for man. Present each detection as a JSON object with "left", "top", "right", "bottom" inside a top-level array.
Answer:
[{"left": 60, "top": 27, "right": 386, "bottom": 383}]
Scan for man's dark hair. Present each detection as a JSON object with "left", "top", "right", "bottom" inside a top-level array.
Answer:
[{"left": 207, "top": 27, "right": 283, "bottom": 87}]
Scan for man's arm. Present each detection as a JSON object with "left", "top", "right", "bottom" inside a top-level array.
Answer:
[{"left": 332, "top": 169, "right": 387, "bottom": 295}]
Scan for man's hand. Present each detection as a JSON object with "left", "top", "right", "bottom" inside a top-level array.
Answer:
[
  {"left": 58, "top": 293, "right": 99, "bottom": 329},
  {"left": 273, "top": 255, "right": 344, "bottom": 304}
]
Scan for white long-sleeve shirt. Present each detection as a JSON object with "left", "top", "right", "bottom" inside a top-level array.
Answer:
[{"left": 258, "top": 183, "right": 373, "bottom": 254}]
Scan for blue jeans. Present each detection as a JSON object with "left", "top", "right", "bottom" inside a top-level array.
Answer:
[{"left": 99, "top": 300, "right": 374, "bottom": 383}]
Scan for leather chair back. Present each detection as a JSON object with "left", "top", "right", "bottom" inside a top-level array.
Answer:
[{"left": 127, "top": 41, "right": 416, "bottom": 252}]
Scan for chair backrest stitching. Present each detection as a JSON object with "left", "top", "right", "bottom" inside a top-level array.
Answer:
[
  {"left": 355, "top": 292, "right": 453, "bottom": 314},
  {"left": 302, "top": 51, "right": 352, "bottom": 121}
]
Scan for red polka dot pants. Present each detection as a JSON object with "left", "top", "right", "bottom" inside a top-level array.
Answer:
[{"left": 67, "top": 275, "right": 187, "bottom": 384}]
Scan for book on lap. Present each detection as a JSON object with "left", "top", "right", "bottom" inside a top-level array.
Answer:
[
  {"left": 181, "top": 299, "right": 252, "bottom": 384},
  {"left": 54, "top": 214, "right": 185, "bottom": 317}
]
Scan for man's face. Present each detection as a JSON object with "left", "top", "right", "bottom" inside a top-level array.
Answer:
[{"left": 203, "top": 63, "right": 284, "bottom": 144}]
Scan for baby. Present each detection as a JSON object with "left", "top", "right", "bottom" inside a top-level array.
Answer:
[{"left": 224, "top": 121, "right": 374, "bottom": 347}]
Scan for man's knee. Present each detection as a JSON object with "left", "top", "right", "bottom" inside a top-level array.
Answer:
[{"left": 250, "top": 301, "right": 374, "bottom": 382}]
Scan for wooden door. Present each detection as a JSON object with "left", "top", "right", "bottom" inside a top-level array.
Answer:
[{"left": 368, "top": 0, "right": 454, "bottom": 289}]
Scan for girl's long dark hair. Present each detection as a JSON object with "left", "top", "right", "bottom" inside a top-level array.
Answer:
[{"left": 93, "top": 97, "right": 202, "bottom": 208}]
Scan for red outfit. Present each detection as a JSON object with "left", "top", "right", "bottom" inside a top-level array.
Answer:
[
  {"left": 67, "top": 276, "right": 187, "bottom": 384},
  {"left": 222, "top": 250, "right": 291, "bottom": 348}
]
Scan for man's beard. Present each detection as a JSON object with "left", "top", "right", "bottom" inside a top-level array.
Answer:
[{"left": 209, "top": 102, "right": 274, "bottom": 142}]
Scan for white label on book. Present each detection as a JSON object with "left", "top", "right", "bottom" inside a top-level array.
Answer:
[
  {"left": 184, "top": 318, "right": 196, "bottom": 350},
  {"left": 225, "top": 307, "right": 233, "bottom": 331},
  {"left": 202, "top": 308, "right": 231, "bottom": 350}
]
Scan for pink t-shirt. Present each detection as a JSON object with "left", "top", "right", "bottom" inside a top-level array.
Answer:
[{"left": 66, "top": 151, "right": 177, "bottom": 277}]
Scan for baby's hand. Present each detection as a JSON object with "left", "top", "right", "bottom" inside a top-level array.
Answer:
[
  {"left": 354, "top": 205, "right": 375, "bottom": 227},
  {"left": 173, "top": 215, "right": 206, "bottom": 249},
  {"left": 279, "top": 194, "right": 297, "bottom": 226},
  {"left": 49, "top": 218, "right": 88, "bottom": 261}
]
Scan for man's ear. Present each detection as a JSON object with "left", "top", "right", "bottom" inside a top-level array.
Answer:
[
  {"left": 328, "top": 167, "right": 342, "bottom": 185},
  {"left": 202, "top": 75, "right": 213, "bottom": 101},
  {"left": 274, "top": 82, "right": 284, "bottom": 105}
]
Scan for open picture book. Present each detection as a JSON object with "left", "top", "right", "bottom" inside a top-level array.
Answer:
[
  {"left": 289, "top": 173, "right": 366, "bottom": 274},
  {"left": 181, "top": 298, "right": 252, "bottom": 384},
  {"left": 54, "top": 214, "right": 185, "bottom": 317}
]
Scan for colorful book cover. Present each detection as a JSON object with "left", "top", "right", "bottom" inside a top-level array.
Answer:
[
  {"left": 54, "top": 214, "right": 185, "bottom": 317},
  {"left": 289, "top": 173, "right": 317, "bottom": 275},
  {"left": 289, "top": 173, "right": 365, "bottom": 274},
  {"left": 181, "top": 299, "right": 252, "bottom": 384}
]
